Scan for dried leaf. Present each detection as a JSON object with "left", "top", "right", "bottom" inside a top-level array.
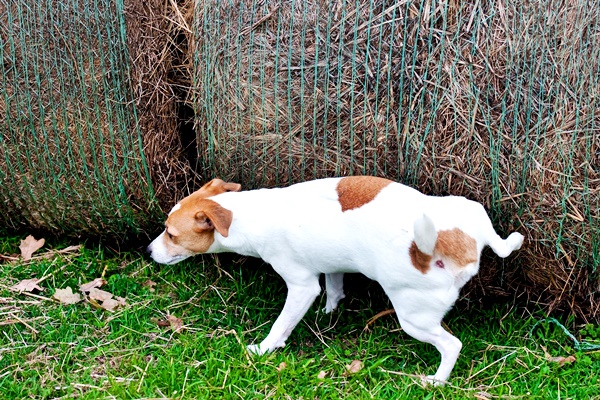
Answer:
[
  {"left": 87, "top": 288, "right": 126, "bottom": 311},
  {"left": 167, "top": 315, "right": 184, "bottom": 333},
  {"left": 276, "top": 362, "right": 287, "bottom": 372},
  {"left": 100, "top": 298, "right": 126, "bottom": 312},
  {"left": 142, "top": 279, "right": 157, "bottom": 292},
  {"left": 11, "top": 278, "right": 44, "bottom": 293},
  {"left": 53, "top": 287, "right": 82, "bottom": 305},
  {"left": 548, "top": 355, "right": 576, "bottom": 366},
  {"left": 151, "top": 315, "right": 184, "bottom": 332},
  {"left": 542, "top": 346, "right": 576, "bottom": 366},
  {"left": 80, "top": 278, "right": 106, "bottom": 293},
  {"left": 19, "top": 235, "right": 45, "bottom": 260},
  {"left": 88, "top": 288, "right": 113, "bottom": 302},
  {"left": 151, "top": 318, "right": 171, "bottom": 327},
  {"left": 317, "top": 370, "right": 328, "bottom": 379},
  {"left": 344, "top": 360, "right": 363, "bottom": 375}
]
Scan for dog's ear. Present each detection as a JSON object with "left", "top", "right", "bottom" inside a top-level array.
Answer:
[
  {"left": 201, "top": 179, "right": 223, "bottom": 190},
  {"left": 202, "top": 178, "right": 242, "bottom": 193},
  {"left": 222, "top": 181, "right": 242, "bottom": 192},
  {"left": 413, "top": 214, "right": 438, "bottom": 255},
  {"left": 194, "top": 202, "right": 233, "bottom": 237}
]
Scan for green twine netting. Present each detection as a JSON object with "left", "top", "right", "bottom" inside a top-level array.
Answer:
[
  {"left": 0, "top": 0, "right": 159, "bottom": 236},
  {"left": 0, "top": 0, "right": 598, "bottom": 316},
  {"left": 191, "top": 0, "right": 599, "bottom": 317},
  {"left": 531, "top": 318, "right": 600, "bottom": 352}
]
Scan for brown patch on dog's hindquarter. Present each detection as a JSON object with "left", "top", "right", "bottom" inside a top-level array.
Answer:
[
  {"left": 409, "top": 241, "right": 432, "bottom": 274},
  {"left": 410, "top": 228, "right": 477, "bottom": 274},
  {"left": 337, "top": 176, "right": 392, "bottom": 212},
  {"left": 435, "top": 228, "right": 478, "bottom": 266}
]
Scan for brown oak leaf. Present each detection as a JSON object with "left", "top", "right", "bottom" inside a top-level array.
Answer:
[
  {"left": 87, "top": 288, "right": 126, "bottom": 311},
  {"left": 11, "top": 278, "right": 44, "bottom": 293},
  {"left": 276, "top": 362, "right": 287, "bottom": 372},
  {"left": 88, "top": 288, "right": 113, "bottom": 302},
  {"left": 547, "top": 355, "right": 576, "bottom": 366},
  {"left": 19, "top": 235, "right": 45, "bottom": 260},
  {"left": 152, "top": 318, "right": 171, "bottom": 328},
  {"left": 80, "top": 278, "right": 106, "bottom": 293},
  {"left": 151, "top": 315, "right": 184, "bottom": 332},
  {"left": 97, "top": 297, "right": 126, "bottom": 312},
  {"left": 142, "top": 279, "right": 157, "bottom": 292},
  {"left": 344, "top": 360, "right": 363, "bottom": 375},
  {"left": 53, "top": 287, "right": 82, "bottom": 305},
  {"left": 167, "top": 315, "right": 184, "bottom": 333}
]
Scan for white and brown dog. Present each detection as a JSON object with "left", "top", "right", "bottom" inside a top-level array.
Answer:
[{"left": 147, "top": 176, "right": 524, "bottom": 385}]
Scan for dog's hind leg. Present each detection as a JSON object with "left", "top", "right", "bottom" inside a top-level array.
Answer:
[
  {"left": 399, "top": 315, "right": 461, "bottom": 386},
  {"left": 247, "top": 274, "right": 321, "bottom": 355},
  {"left": 385, "top": 290, "right": 461, "bottom": 386},
  {"left": 324, "top": 273, "right": 345, "bottom": 313}
]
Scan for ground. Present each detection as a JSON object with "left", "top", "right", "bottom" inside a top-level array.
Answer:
[{"left": 1, "top": 236, "right": 599, "bottom": 399}]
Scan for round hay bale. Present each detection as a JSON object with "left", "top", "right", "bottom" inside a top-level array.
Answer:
[
  {"left": 191, "top": 0, "right": 600, "bottom": 319},
  {"left": 0, "top": 0, "right": 190, "bottom": 237}
]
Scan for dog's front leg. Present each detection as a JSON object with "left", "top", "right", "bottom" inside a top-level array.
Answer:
[{"left": 247, "top": 275, "right": 321, "bottom": 355}]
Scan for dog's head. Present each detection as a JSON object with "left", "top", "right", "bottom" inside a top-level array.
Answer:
[{"left": 147, "top": 179, "right": 241, "bottom": 264}]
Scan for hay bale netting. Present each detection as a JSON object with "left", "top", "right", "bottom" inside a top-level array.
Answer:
[
  {"left": 0, "top": 0, "right": 189, "bottom": 237},
  {"left": 192, "top": 0, "right": 600, "bottom": 318}
]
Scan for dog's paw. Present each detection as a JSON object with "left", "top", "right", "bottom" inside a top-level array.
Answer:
[
  {"left": 246, "top": 344, "right": 266, "bottom": 355},
  {"left": 421, "top": 375, "right": 447, "bottom": 387},
  {"left": 323, "top": 293, "right": 345, "bottom": 314},
  {"left": 322, "top": 304, "right": 336, "bottom": 314}
]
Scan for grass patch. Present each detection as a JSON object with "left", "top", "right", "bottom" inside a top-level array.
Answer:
[{"left": 1, "top": 237, "right": 599, "bottom": 399}]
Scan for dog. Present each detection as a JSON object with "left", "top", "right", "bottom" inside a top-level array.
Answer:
[{"left": 147, "top": 176, "right": 524, "bottom": 385}]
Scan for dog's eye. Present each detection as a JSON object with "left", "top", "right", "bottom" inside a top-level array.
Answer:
[{"left": 166, "top": 230, "right": 174, "bottom": 240}]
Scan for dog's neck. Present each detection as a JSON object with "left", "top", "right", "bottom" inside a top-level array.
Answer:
[{"left": 206, "top": 190, "right": 276, "bottom": 258}]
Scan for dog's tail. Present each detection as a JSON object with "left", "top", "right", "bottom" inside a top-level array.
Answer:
[
  {"left": 468, "top": 200, "right": 524, "bottom": 258},
  {"left": 486, "top": 230, "right": 524, "bottom": 258}
]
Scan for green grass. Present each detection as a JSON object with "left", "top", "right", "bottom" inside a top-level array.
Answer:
[{"left": 1, "top": 237, "right": 599, "bottom": 399}]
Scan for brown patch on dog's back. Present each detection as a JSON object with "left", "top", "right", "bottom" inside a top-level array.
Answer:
[
  {"left": 409, "top": 241, "right": 432, "bottom": 274},
  {"left": 435, "top": 228, "right": 478, "bottom": 266},
  {"left": 337, "top": 176, "right": 392, "bottom": 212}
]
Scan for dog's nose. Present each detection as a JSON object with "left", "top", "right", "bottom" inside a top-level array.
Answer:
[{"left": 145, "top": 245, "right": 152, "bottom": 255}]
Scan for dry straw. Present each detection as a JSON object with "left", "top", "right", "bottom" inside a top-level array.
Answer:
[
  {"left": 0, "top": 0, "right": 598, "bottom": 319},
  {"left": 191, "top": 0, "right": 599, "bottom": 319}
]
